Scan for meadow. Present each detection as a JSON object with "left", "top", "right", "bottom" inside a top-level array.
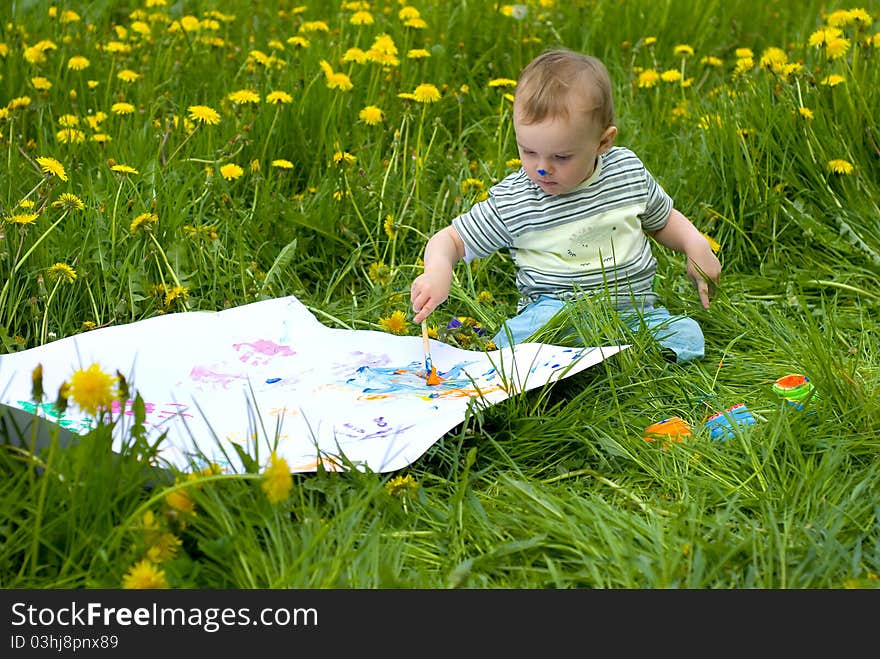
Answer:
[{"left": 1, "top": 0, "right": 878, "bottom": 589}]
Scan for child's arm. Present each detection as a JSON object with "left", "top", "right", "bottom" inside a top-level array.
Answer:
[
  {"left": 411, "top": 225, "right": 466, "bottom": 324},
  {"left": 649, "top": 208, "right": 721, "bottom": 310}
]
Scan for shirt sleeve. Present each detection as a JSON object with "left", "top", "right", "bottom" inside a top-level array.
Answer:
[
  {"left": 451, "top": 191, "right": 514, "bottom": 259},
  {"left": 639, "top": 166, "right": 673, "bottom": 232}
]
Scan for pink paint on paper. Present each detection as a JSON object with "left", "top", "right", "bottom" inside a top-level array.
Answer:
[
  {"left": 232, "top": 339, "right": 296, "bottom": 365},
  {"left": 189, "top": 365, "right": 249, "bottom": 388}
]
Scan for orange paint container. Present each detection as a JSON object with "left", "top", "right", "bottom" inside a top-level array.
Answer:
[{"left": 644, "top": 416, "right": 691, "bottom": 446}]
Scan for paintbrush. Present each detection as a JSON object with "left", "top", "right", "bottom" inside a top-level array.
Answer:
[{"left": 421, "top": 320, "right": 441, "bottom": 385}]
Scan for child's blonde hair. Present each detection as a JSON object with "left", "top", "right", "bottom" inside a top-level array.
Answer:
[{"left": 514, "top": 48, "right": 615, "bottom": 130}]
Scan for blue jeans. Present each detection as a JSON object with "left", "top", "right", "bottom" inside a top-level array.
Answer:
[{"left": 492, "top": 295, "right": 705, "bottom": 363}]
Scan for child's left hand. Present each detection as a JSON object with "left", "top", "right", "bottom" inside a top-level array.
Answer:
[{"left": 686, "top": 247, "right": 721, "bottom": 309}]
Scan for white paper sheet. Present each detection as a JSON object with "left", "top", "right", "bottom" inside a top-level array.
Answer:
[{"left": 0, "top": 295, "right": 627, "bottom": 473}]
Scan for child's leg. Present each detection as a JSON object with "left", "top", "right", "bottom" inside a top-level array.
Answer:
[
  {"left": 492, "top": 296, "right": 564, "bottom": 348},
  {"left": 623, "top": 306, "right": 705, "bottom": 363}
]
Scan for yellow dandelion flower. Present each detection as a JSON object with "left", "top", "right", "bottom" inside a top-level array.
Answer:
[
  {"left": 489, "top": 78, "right": 518, "bottom": 88},
  {"left": 661, "top": 69, "right": 682, "bottom": 83},
  {"left": 326, "top": 70, "right": 354, "bottom": 91},
  {"left": 700, "top": 55, "right": 723, "bottom": 67},
  {"left": 332, "top": 151, "right": 357, "bottom": 167},
  {"left": 67, "top": 55, "right": 90, "bottom": 70},
  {"left": 734, "top": 47, "right": 754, "bottom": 58},
  {"left": 841, "top": 8, "right": 872, "bottom": 26},
  {"left": 378, "top": 310, "right": 408, "bottom": 335},
  {"left": 266, "top": 90, "right": 293, "bottom": 104},
  {"left": 111, "top": 102, "right": 135, "bottom": 115},
  {"left": 187, "top": 104, "right": 221, "bottom": 125},
  {"left": 68, "top": 363, "right": 117, "bottom": 415},
  {"left": 385, "top": 474, "right": 418, "bottom": 497},
  {"left": 412, "top": 83, "right": 441, "bottom": 103},
  {"left": 250, "top": 159, "right": 260, "bottom": 173},
  {"left": 165, "top": 487, "right": 195, "bottom": 515},
  {"left": 18, "top": 200, "right": 35, "bottom": 209},
  {"left": 299, "top": 20, "right": 330, "bottom": 33},
  {"left": 643, "top": 36, "right": 657, "bottom": 46},
  {"left": 58, "top": 114, "right": 79, "bottom": 127},
  {"left": 111, "top": 164, "right": 139, "bottom": 175},
  {"left": 91, "top": 133, "right": 111, "bottom": 144},
  {"left": 827, "top": 159, "right": 854, "bottom": 175},
  {"left": 130, "top": 212, "right": 158, "bottom": 233},
  {"left": 117, "top": 69, "right": 141, "bottom": 83},
  {"left": 146, "top": 532, "right": 182, "bottom": 563},
  {"left": 461, "top": 178, "right": 485, "bottom": 194},
  {"left": 368, "top": 261, "right": 393, "bottom": 285},
  {"left": 261, "top": 453, "right": 293, "bottom": 504},
  {"left": 477, "top": 290, "right": 495, "bottom": 304},
  {"left": 131, "top": 20, "right": 151, "bottom": 36},
  {"left": 820, "top": 74, "right": 845, "bottom": 87},
  {"left": 7, "top": 96, "right": 33, "bottom": 110},
  {"left": 6, "top": 213, "right": 40, "bottom": 225},
  {"left": 343, "top": 47, "right": 368, "bottom": 64},
  {"left": 674, "top": 44, "right": 694, "bottom": 57},
  {"left": 383, "top": 214, "right": 396, "bottom": 239},
  {"left": 500, "top": 4, "right": 529, "bottom": 19},
  {"left": 825, "top": 37, "right": 850, "bottom": 60},
  {"left": 36, "top": 156, "right": 68, "bottom": 181},
  {"left": 121, "top": 559, "right": 168, "bottom": 589},
  {"left": 701, "top": 233, "right": 721, "bottom": 253},
  {"left": 350, "top": 11, "right": 374, "bottom": 25},
  {"left": 86, "top": 111, "right": 107, "bottom": 129},
  {"left": 52, "top": 193, "right": 85, "bottom": 211},
  {"left": 220, "top": 163, "right": 244, "bottom": 180},
  {"left": 47, "top": 262, "right": 77, "bottom": 284},
  {"left": 56, "top": 128, "right": 86, "bottom": 144},
  {"left": 286, "top": 36, "right": 310, "bottom": 48},
  {"left": 809, "top": 27, "right": 843, "bottom": 47},
  {"left": 407, "top": 48, "right": 431, "bottom": 59},
  {"left": 734, "top": 57, "right": 754, "bottom": 76},
  {"left": 271, "top": 159, "right": 293, "bottom": 169},
  {"left": 163, "top": 285, "right": 189, "bottom": 308},
  {"left": 759, "top": 47, "right": 788, "bottom": 71},
  {"left": 638, "top": 69, "right": 660, "bottom": 88},
  {"left": 798, "top": 107, "right": 814, "bottom": 120},
  {"left": 227, "top": 89, "right": 261, "bottom": 104},
  {"left": 31, "top": 76, "right": 52, "bottom": 91},
  {"left": 399, "top": 6, "right": 421, "bottom": 20},
  {"left": 359, "top": 105, "right": 384, "bottom": 125},
  {"left": 506, "top": 158, "right": 522, "bottom": 168}
]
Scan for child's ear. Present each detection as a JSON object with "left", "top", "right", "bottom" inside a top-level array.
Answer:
[{"left": 597, "top": 125, "right": 617, "bottom": 154}]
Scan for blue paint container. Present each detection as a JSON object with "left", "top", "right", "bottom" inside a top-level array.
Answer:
[{"left": 705, "top": 403, "right": 755, "bottom": 441}]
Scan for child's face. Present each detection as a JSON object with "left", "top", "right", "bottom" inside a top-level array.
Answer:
[{"left": 514, "top": 107, "right": 616, "bottom": 196}]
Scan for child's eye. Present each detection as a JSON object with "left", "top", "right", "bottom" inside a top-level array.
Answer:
[{"left": 555, "top": 155, "right": 571, "bottom": 161}]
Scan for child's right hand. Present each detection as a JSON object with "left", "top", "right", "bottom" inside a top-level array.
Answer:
[
  {"left": 411, "top": 225, "right": 466, "bottom": 324},
  {"left": 411, "top": 269, "right": 453, "bottom": 324}
]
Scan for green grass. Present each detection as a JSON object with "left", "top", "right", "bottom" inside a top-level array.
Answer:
[{"left": 1, "top": 0, "right": 878, "bottom": 589}]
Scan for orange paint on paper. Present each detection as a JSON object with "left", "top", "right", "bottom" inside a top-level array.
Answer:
[{"left": 426, "top": 365, "right": 443, "bottom": 386}]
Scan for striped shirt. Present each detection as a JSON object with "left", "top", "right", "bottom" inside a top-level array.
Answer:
[{"left": 452, "top": 146, "right": 672, "bottom": 311}]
